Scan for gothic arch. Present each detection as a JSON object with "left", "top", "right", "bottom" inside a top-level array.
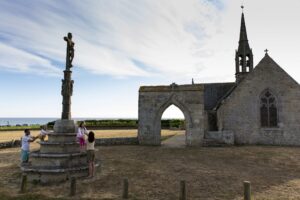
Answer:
[
  {"left": 154, "top": 94, "right": 193, "bottom": 129},
  {"left": 138, "top": 84, "right": 204, "bottom": 146},
  {"left": 259, "top": 88, "right": 279, "bottom": 127}
]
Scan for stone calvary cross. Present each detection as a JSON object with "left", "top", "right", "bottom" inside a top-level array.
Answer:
[
  {"left": 21, "top": 33, "right": 90, "bottom": 184},
  {"left": 61, "top": 32, "right": 75, "bottom": 120}
]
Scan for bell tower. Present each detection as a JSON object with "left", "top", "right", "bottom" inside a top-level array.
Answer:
[{"left": 235, "top": 6, "right": 253, "bottom": 83}]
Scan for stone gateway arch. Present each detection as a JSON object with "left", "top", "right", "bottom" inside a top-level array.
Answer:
[{"left": 138, "top": 84, "right": 205, "bottom": 146}]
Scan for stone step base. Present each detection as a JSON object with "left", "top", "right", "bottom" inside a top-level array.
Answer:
[
  {"left": 21, "top": 165, "right": 89, "bottom": 184},
  {"left": 31, "top": 151, "right": 86, "bottom": 158},
  {"left": 30, "top": 153, "right": 87, "bottom": 168},
  {"left": 39, "top": 142, "right": 80, "bottom": 154}
]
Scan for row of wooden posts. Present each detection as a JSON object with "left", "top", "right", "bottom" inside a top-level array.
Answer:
[{"left": 20, "top": 174, "right": 253, "bottom": 200}]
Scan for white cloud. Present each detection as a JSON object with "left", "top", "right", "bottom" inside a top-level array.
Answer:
[
  {"left": 0, "top": 0, "right": 298, "bottom": 82},
  {"left": 0, "top": 43, "right": 60, "bottom": 76},
  {"left": 0, "top": 0, "right": 222, "bottom": 78}
]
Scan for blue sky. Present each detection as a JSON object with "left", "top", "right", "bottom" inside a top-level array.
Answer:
[{"left": 0, "top": 0, "right": 300, "bottom": 118}]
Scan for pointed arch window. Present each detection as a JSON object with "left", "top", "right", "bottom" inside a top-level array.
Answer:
[
  {"left": 260, "top": 90, "right": 278, "bottom": 127},
  {"left": 238, "top": 56, "right": 243, "bottom": 72}
]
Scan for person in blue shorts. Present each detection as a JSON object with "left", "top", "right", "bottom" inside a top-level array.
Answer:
[{"left": 21, "top": 129, "right": 37, "bottom": 164}]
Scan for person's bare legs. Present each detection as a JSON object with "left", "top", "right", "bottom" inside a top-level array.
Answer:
[
  {"left": 91, "top": 162, "right": 95, "bottom": 177},
  {"left": 88, "top": 162, "right": 93, "bottom": 178}
]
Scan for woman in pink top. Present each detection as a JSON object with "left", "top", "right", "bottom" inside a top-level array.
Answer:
[{"left": 77, "top": 121, "right": 88, "bottom": 152}]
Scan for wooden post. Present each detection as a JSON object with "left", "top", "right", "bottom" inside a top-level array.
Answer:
[
  {"left": 122, "top": 178, "right": 129, "bottom": 199},
  {"left": 20, "top": 174, "right": 27, "bottom": 193},
  {"left": 179, "top": 180, "right": 186, "bottom": 200},
  {"left": 70, "top": 177, "right": 76, "bottom": 196},
  {"left": 244, "top": 181, "right": 251, "bottom": 200}
]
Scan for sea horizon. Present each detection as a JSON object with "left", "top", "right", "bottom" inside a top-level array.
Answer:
[{"left": 0, "top": 117, "right": 138, "bottom": 126}]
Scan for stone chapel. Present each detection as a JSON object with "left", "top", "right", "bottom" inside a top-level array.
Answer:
[{"left": 138, "top": 11, "right": 300, "bottom": 146}]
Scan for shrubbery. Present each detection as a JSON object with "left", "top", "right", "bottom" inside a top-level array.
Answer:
[
  {"left": 0, "top": 119, "right": 185, "bottom": 131},
  {"left": 77, "top": 119, "right": 185, "bottom": 129}
]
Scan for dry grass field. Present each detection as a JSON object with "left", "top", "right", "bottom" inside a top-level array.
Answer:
[
  {"left": 0, "top": 130, "right": 300, "bottom": 199},
  {"left": 0, "top": 129, "right": 177, "bottom": 143}
]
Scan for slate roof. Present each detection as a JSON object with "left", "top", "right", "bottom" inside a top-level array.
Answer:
[{"left": 203, "top": 82, "right": 236, "bottom": 110}]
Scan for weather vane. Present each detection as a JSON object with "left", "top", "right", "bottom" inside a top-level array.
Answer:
[{"left": 241, "top": 5, "right": 244, "bottom": 12}]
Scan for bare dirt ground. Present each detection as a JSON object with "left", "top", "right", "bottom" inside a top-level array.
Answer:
[{"left": 0, "top": 130, "right": 300, "bottom": 199}]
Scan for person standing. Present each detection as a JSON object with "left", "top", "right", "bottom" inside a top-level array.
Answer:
[
  {"left": 21, "top": 129, "right": 37, "bottom": 165},
  {"left": 86, "top": 131, "right": 95, "bottom": 178},
  {"left": 77, "top": 121, "right": 88, "bottom": 152}
]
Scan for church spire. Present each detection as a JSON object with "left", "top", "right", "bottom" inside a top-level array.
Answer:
[
  {"left": 239, "top": 13, "right": 248, "bottom": 45},
  {"left": 235, "top": 6, "right": 253, "bottom": 83}
]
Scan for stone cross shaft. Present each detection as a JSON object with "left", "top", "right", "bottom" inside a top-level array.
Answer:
[{"left": 61, "top": 33, "right": 75, "bottom": 120}]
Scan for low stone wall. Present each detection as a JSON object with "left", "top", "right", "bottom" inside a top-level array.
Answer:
[
  {"left": 204, "top": 131, "right": 234, "bottom": 145},
  {"left": 86, "top": 126, "right": 137, "bottom": 130},
  {"left": 0, "top": 140, "right": 21, "bottom": 149},
  {"left": 95, "top": 137, "right": 139, "bottom": 146}
]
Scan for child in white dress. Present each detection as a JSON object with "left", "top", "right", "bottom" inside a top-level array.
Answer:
[{"left": 37, "top": 125, "right": 52, "bottom": 141}]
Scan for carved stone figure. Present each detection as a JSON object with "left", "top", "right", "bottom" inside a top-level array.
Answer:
[{"left": 64, "top": 32, "right": 75, "bottom": 70}]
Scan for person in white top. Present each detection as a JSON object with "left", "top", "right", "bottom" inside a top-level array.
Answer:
[
  {"left": 21, "top": 129, "right": 37, "bottom": 164},
  {"left": 86, "top": 131, "right": 95, "bottom": 178},
  {"left": 37, "top": 125, "right": 52, "bottom": 141},
  {"left": 77, "top": 121, "right": 88, "bottom": 152}
]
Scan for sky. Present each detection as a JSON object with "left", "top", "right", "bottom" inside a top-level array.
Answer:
[{"left": 0, "top": 0, "right": 300, "bottom": 119}]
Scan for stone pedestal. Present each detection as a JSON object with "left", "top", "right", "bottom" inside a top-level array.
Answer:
[
  {"left": 21, "top": 120, "right": 89, "bottom": 184},
  {"left": 53, "top": 119, "right": 76, "bottom": 133}
]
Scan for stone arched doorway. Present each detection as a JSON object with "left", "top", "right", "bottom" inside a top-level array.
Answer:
[
  {"left": 160, "top": 104, "right": 186, "bottom": 146},
  {"left": 156, "top": 100, "right": 191, "bottom": 146},
  {"left": 138, "top": 84, "right": 204, "bottom": 146}
]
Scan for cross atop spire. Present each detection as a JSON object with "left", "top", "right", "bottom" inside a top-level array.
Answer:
[{"left": 264, "top": 49, "right": 269, "bottom": 54}]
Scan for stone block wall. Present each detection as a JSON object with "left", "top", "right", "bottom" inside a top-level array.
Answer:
[
  {"left": 138, "top": 84, "right": 205, "bottom": 146},
  {"left": 205, "top": 131, "right": 234, "bottom": 145}
]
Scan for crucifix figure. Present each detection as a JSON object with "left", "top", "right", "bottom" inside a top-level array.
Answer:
[{"left": 64, "top": 33, "right": 75, "bottom": 70}]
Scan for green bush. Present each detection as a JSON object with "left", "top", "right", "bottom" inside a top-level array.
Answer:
[{"left": 75, "top": 119, "right": 184, "bottom": 129}]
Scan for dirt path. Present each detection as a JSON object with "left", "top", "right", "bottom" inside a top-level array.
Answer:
[{"left": 161, "top": 132, "right": 186, "bottom": 148}]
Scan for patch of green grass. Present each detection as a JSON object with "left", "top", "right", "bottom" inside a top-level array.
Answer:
[{"left": 0, "top": 125, "right": 40, "bottom": 131}]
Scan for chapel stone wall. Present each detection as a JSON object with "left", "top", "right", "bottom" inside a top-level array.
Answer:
[{"left": 217, "top": 56, "right": 300, "bottom": 145}]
